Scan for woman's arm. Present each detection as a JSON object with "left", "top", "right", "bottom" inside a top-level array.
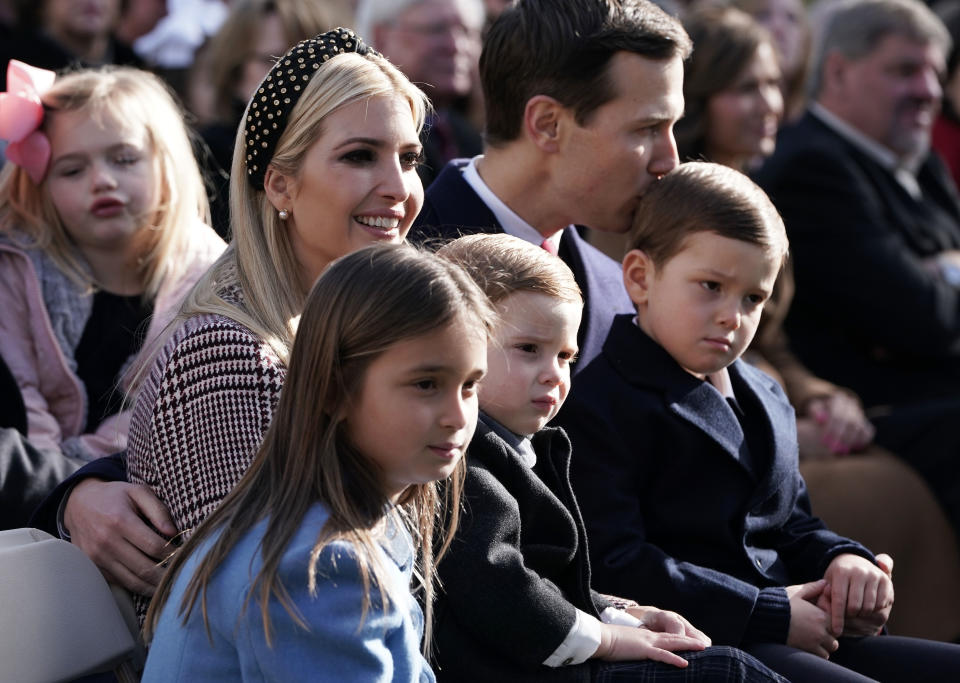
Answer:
[{"left": 127, "top": 318, "right": 286, "bottom": 535}]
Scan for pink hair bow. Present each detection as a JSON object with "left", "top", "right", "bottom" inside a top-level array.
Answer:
[{"left": 0, "top": 60, "right": 56, "bottom": 183}]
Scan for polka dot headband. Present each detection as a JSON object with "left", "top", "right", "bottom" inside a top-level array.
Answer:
[{"left": 244, "top": 27, "right": 379, "bottom": 189}]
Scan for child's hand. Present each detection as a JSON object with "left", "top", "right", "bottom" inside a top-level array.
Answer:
[
  {"left": 786, "top": 579, "right": 838, "bottom": 658},
  {"left": 594, "top": 622, "right": 706, "bottom": 667},
  {"left": 822, "top": 553, "right": 894, "bottom": 636},
  {"left": 625, "top": 606, "right": 711, "bottom": 646},
  {"left": 804, "top": 394, "right": 874, "bottom": 455}
]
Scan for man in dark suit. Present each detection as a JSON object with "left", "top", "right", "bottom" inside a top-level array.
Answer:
[
  {"left": 410, "top": 0, "right": 690, "bottom": 371},
  {"left": 756, "top": 0, "right": 960, "bottom": 536}
]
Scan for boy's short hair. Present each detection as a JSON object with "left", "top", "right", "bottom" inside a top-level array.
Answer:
[
  {"left": 437, "top": 234, "right": 582, "bottom": 305},
  {"left": 480, "top": 0, "right": 692, "bottom": 147},
  {"left": 628, "top": 162, "right": 789, "bottom": 267}
]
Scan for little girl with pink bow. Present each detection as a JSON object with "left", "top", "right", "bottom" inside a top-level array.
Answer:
[{"left": 0, "top": 61, "right": 224, "bottom": 519}]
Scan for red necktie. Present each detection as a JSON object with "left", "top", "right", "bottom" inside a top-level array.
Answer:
[{"left": 540, "top": 238, "right": 558, "bottom": 256}]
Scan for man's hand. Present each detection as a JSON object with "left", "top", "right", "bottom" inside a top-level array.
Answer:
[
  {"left": 786, "top": 579, "right": 838, "bottom": 658},
  {"left": 63, "top": 479, "right": 177, "bottom": 595},
  {"left": 821, "top": 553, "right": 894, "bottom": 636}
]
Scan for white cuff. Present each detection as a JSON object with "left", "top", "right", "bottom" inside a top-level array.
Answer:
[
  {"left": 543, "top": 609, "right": 602, "bottom": 667},
  {"left": 600, "top": 606, "right": 643, "bottom": 628}
]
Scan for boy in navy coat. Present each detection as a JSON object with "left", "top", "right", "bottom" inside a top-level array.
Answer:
[
  {"left": 433, "top": 234, "right": 785, "bottom": 682},
  {"left": 558, "top": 162, "right": 960, "bottom": 681}
]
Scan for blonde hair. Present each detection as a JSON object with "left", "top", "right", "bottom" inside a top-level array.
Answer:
[
  {"left": 437, "top": 233, "right": 582, "bottom": 305},
  {"left": 0, "top": 66, "right": 210, "bottom": 300},
  {"left": 145, "top": 243, "right": 495, "bottom": 653},
  {"left": 179, "top": 50, "right": 430, "bottom": 364}
]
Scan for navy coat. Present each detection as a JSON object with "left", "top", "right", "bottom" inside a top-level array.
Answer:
[
  {"left": 556, "top": 315, "right": 873, "bottom": 647},
  {"left": 410, "top": 159, "right": 634, "bottom": 372}
]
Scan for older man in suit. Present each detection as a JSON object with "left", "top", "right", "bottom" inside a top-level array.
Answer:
[
  {"left": 756, "top": 0, "right": 960, "bottom": 536},
  {"left": 410, "top": 0, "right": 690, "bottom": 372}
]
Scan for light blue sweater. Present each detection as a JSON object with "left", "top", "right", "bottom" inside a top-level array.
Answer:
[{"left": 143, "top": 503, "right": 435, "bottom": 682}]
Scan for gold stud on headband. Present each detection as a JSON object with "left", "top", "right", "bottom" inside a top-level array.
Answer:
[{"left": 244, "top": 27, "right": 379, "bottom": 190}]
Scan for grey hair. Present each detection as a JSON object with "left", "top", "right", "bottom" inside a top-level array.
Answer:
[
  {"left": 809, "top": 0, "right": 951, "bottom": 98},
  {"left": 355, "top": 0, "right": 485, "bottom": 41}
]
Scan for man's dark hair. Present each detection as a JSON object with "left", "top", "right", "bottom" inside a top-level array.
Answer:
[{"left": 480, "top": 0, "right": 692, "bottom": 146}]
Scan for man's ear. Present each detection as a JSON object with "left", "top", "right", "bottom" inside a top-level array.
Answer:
[
  {"left": 623, "top": 249, "right": 654, "bottom": 307},
  {"left": 822, "top": 51, "right": 850, "bottom": 95},
  {"left": 263, "top": 166, "right": 294, "bottom": 212},
  {"left": 523, "top": 95, "right": 564, "bottom": 153}
]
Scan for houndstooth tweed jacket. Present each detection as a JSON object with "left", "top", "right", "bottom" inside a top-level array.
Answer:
[{"left": 127, "top": 308, "right": 286, "bottom": 537}]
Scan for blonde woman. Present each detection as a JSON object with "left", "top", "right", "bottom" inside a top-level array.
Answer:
[{"left": 51, "top": 28, "right": 430, "bottom": 600}]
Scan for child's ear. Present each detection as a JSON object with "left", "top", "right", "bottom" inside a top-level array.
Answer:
[
  {"left": 623, "top": 249, "right": 654, "bottom": 307},
  {"left": 263, "top": 166, "right": 294, "bottom": 212}
]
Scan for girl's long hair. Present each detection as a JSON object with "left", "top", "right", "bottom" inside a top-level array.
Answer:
[
  {"left": 0, "top": 66, "right": 210, "bottom": 299},
  {"left": 145, "top": 243, "right": 495, "bottom": 652},
  {"left": 178, "top": 50, "right": 429, "bottom": 365}
]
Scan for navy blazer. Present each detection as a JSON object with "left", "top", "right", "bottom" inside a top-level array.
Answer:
[
  {"left": 433, "top": 415, "right": 607, "bottom": 682},
  {"left": 410, "top": 159, "right": 634, "bottom": 372},
  {"left": 757, "top": 111, "right": 960, "bottom": 406},
  {"left": 556, "top": 315, "right": 873, "bottom": 647}
]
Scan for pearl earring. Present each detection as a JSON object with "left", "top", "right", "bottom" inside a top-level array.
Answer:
[{"left": 278, "top": 209, "right": 289, "bottom": 220}]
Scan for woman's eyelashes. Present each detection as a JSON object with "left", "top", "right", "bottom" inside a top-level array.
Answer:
[
  {"left": 400, "top": 150, "right": 425, "bottom": 169},
  {"left": 339, "top": 147, "right": 424, "bottom": 168},
  {"left": 341, "top": 148, "right": 375, "bottom": 164}
]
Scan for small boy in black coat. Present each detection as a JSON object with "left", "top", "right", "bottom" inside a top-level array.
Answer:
[
  {"left": 558, "top": 162, "right": 960, "bottom": 681},
  {"left": 434, "top": 234, "right": 785, "bottom": 683}
]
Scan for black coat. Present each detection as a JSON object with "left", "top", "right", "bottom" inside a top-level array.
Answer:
[
  {"left": 433, "top": 415, "right": 608, "bottom": 683},
  {"left": 556, "top": 315, "right": 874, "bottom": 647},
  {"left": 756, "top": 110, "right": 960, "bottom": 407}
]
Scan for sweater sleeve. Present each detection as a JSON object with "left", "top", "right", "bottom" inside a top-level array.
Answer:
[{"left": 127, "top": 318, "right": 285, "bottom": 535}]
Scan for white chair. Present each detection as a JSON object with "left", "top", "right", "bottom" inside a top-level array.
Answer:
[{"left": 0, "top": 528, "right": 143, "bottom": 683}]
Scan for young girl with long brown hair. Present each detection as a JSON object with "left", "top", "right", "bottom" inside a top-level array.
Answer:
[{"left": 142, "top": 243, "right": 493, "bottom": 681}]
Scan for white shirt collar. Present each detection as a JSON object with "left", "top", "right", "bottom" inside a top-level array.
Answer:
[
  {"left": 461, "top": 155, "right": 563, "bottom": 253},
  {"left": 810, "top": 103, "right": 922, "bottom": 198},
  {"left": 707, "top": 366, "right": 735, "bottom": 399}
]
